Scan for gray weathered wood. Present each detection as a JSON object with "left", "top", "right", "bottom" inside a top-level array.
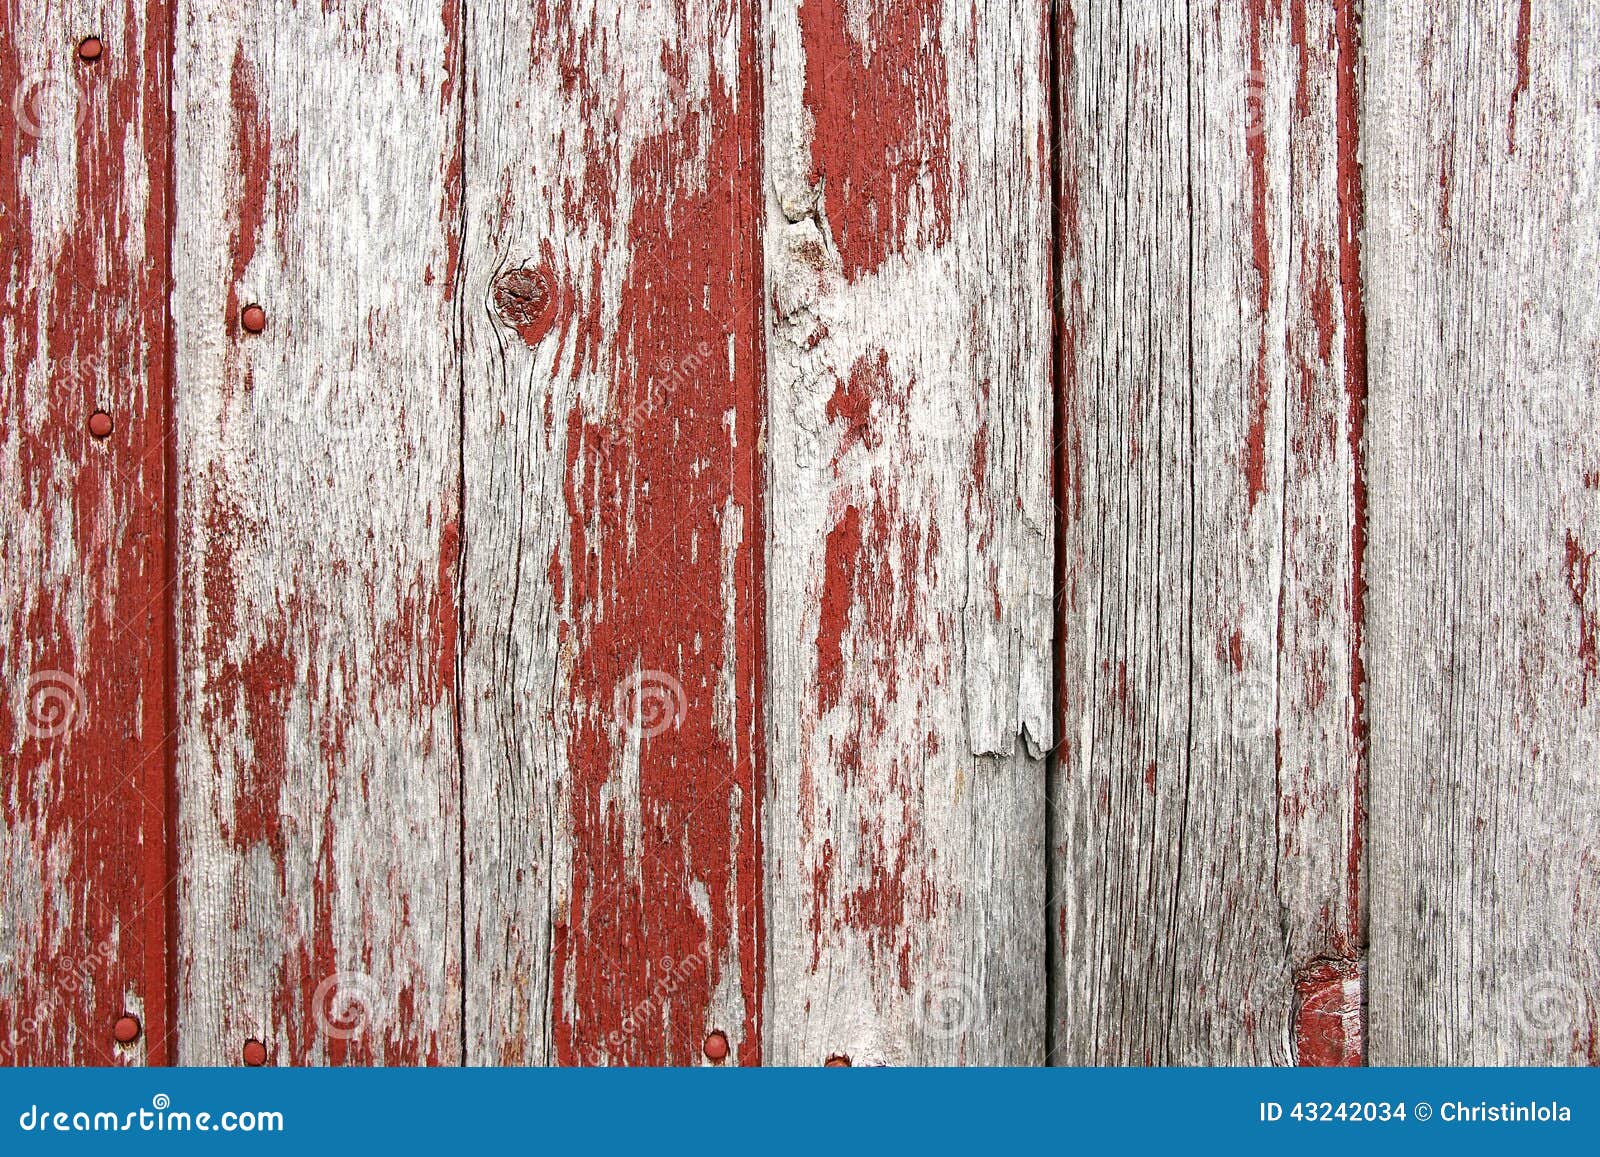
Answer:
[
  {"left": 170, "top": 0, "right": 462, "bottom": 1064},
  {"left": 1364, "top": 0, "right": 1600, "bottom": 1064},
  {"left": 763, "top": 0, "right": 1052, "bottom": 1065},
  {"left": 1050, "top": 0, "right": 1365, "bottom": 1064}
]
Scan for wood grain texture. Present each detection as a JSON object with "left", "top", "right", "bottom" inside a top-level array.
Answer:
[
  {"left": 1364, "top": 0, "right": 1600, "bottom": 1064},
  {"left": 1050, "top": 0, "right": 1366, "bottom": 1064},
  {"left": 763, "top": 0, "right": 1052, "bottom": 1065},
  {"left": 1, "top": 0, "right": 172, "bottom": 1065},
  {"left": 460, "top": 0, "right": 767, "bottom": 1065},
  {"left": 169, "top": 0, "right": 462, "bottom": 1064}
]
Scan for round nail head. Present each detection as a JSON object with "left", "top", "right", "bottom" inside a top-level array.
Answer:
[
  {"left": 241, "top": 304, "right": 267, "bottom": 333},
  {"left": 88, "top": 410, "right": 113, "bottom": 439},
  {"left": 702, "top": 1031, "right": 729, "bottom": 1062},
  {"left": 78, "top": 37, "right": 103, "bottom": 62},
  {"left": 242, "top": 1038, "right": 267, "bottom": 1066},
  {"left": 824, "top": 1054, "right": 851, "bottom": 1067},
  {"left": 112, "top": 1015, "right": 141, "bottom": 1044}
]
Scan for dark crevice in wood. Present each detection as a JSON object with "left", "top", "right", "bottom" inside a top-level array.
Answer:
[
  {"left": 1169, "top": 0, "right": 1199, "bottom": 1067},
  {"left": 161, "top": 0, "right": 181, "bottom": 1069},
  {"left": 1045, "top": 0, "right": 1066, "bottom": 1068},
  {"left": 452, "top": 0, "right": 469, "bottom": 1069},
  {"left": 1333, "top": 0, "right": 1372, "bottom": 1064}
]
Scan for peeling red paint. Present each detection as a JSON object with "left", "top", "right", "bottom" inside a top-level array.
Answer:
[
  {"left": 1438, "top": 133, "right": 1455, "bottom": 231},
  {"left": 802, "top": 477, "right": 941, "bottom": 984},
  {"left": 438, "top": 0, "right": 463, "bottom": 298},
  {"left": 1565, "top": 532, "right": 1597, "bottom": 703},
  {"left": 0, "top": 1, "right": 174, "bottom": 1064},
  {"left": 1288, "top": 0, "right": 1311, "bottom": 120},
  {"left": 798, "top": 0, "right": 952, "bottom": 279},
  {"left": 845, "top": 833, "right": 934, "bottom": 994},
  {"left": 826, "top": 350, "right": 889, "bottom": 458},
  {"left": 432, "top": 520, "right": 460, "bottom": 704},
  {"left": 816, "top": 505, "right": 864, "bottom": 715},
  {"left": 1294, "top": 958, "right": 1364, "bottom": 1066},
  {"left": 547, "top": 6, "right": 765, "bottom": 1066},
  {"left": 807, "top": 839, "right": 835, "bottom": 970},
  {"left": 1509, "top": 0, "right": 1532, "bottom": 153},
  {"left": 227, "top": 45, "right": 272, "bottom": 330},
  {"left": 1242, "top": 0, "right": 1272, "bottom": 509}
]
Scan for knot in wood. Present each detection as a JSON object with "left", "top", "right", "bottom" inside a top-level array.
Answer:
[{"left": 492, "top": 266, "right": 556, "bottom": 345}]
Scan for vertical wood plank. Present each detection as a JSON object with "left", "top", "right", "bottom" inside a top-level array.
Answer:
[
  {"left": 1, "top": 0, "right": 172, "bottom": 1065},
  {"left": 170, "top": 0, "right": 462, "bottom": 1064},
  {"left": 763, "top": 0, "right": 1052, "bottom": 1065},
  {"left": 460, "top": 1, "right": 767, "bottom": 1065},
  {"left": 1051, "top": 0, "right": 1366, "bottom": 1064},
  {"left": 1365, "top": 0, "right": 1600, "bottom": 1064}
]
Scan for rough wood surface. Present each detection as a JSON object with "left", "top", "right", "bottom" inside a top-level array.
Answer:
[
  {"left": 169, "top": 0, "right": 462, "bottom": 1064},
  {"left": 763, "top": 0, "right": 1053, "bottom": 1065},
  {"left": 1364, "top": 0, "right": 1600, "bottom": 1064},
  {"left": 6, "top": 0, "right": 1600, "bottom": 1072},
  {"left": 459, "top": 0, "right": 767, "bottom": 1065},
  {"left": 1050, "top": 0, "right": 1366, "bottom": 1065},
  {"left": 1, "top": 0, "right": 172, "bottom": 1066}
]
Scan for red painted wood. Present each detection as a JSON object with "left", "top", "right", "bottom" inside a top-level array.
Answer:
[
  {"left": 1295, "top": 958, "right": 1363, "bottom": 1067},
  {"left": 1, "top": 1, "right": 173, "bottom": 1065},
  {"left": 796, "top": 0, "right": 951, "bottom": 282},
  {"left": 462, "top": 0, "right": 766, "bottom": 1066},
  {"left": 545, "top": 12, "right": 767, "bottom": 1068},
  {"left": 168, "top": 0, "right": 464, "bottom": 1064}
]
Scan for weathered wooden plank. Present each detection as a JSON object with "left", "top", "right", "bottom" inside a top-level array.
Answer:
[
  {"left": 170, "top": 0, "right": 462, "bottom": 1064},
  {"left": 1050, "top": 0, "right": 1365, "bottom": 1064},
  {"left": 1365, "top": 0, "right": 1600, "bottom": 1064},
  {"left": 460, "top": 0, "right": 767, "bottom": 1065},
  {"left": 1, "top": 1, "right": 172, "bottom": 1065},
  {"left": 763, "top": 0, "right": 1052, "bottom": 1065}
]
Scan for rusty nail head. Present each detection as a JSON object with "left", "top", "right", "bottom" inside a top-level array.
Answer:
[
  {"left": 702, "top": 1031, "right": 729, "bottom": 1062},
  {"left": 78, "top": 36, "right": 103, "bottom": 61},
  {"left": 88, "top": 410, "right": 113, "bottom": 439},
  {"left": 824, "top": 1054, "right": 851, "bottom": 1067},
  {"left": 240, "top": 304, "right": 267, "bottom": 333},
  {"left": 112, "top": 1015, "right": 141, "bottom": 1044},
  {"left": 242, "top": 1038, "right": 267, "bottom": 1066}
]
